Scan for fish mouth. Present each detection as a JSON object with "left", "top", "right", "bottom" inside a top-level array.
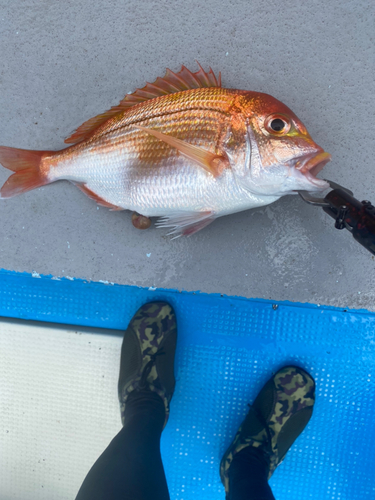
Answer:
[{"left": 295, "top": 151, "right": 331, "bottom": 189}]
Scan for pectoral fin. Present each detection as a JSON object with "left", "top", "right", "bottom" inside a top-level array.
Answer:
[{"left": 134, "top": 125, "right": 229, "bottom": 178}]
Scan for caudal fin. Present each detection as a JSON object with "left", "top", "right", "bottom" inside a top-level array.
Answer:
[{"left": 0, "top": 147, "right": 50, "bottom": 198}]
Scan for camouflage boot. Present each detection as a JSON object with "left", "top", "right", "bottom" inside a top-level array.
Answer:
[
  {"left": 118, "top": 301, "right": 177, "bottom": 429},
  {"left": 220, "top": 365, "right": 315, "bottom": 494}
]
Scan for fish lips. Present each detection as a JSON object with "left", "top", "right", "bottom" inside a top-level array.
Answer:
[{"left": 295, "top": 151, "right": 331, "bottom": 189}]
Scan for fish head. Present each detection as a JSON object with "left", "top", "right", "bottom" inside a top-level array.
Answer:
[{"left": 240, "top": 92, "right": 331, "bottom": 196}]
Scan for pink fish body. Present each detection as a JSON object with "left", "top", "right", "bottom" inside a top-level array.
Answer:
[{"left": 0, "top": 64, "right": 331, "bottom": 236}]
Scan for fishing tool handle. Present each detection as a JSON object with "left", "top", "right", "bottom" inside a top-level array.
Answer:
[{"left": 323, "top": 189, "right": 375, "bottom": 255}]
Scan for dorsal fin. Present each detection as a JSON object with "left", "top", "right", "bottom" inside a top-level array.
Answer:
[{"left": 64, "top": 62, "right": 221, "bottom": 144}]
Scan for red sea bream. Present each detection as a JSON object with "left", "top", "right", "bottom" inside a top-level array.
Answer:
[{"left": 0, "top": 64, "right": 331, "bottom": 237}]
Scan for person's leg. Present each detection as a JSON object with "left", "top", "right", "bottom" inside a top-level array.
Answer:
[
  {"left": 76, "top": 302, "right": 177, "bottom": 500},
  {"left": 221, "top": 366, "right": 316, "bottom": 500},
  {"left": 76, "top": 390, "right": 169, "bottom": 500},
  {"left": 226, "top": 447, "right": 275, "bottom": 500}
]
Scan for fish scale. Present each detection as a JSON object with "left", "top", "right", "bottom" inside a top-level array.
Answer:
[
  {"left": 0, "top": 64, "right": 331, "bottom": 237},
  {"left": 86, "top": 88, "right": 240, "bottom": 147},
  {"left": 51, "top": 109, "right": 234, "bottom": 212}
]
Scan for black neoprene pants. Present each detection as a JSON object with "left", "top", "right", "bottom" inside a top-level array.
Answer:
[{"left": 75, "top": 390, "right": 275, "bottom": 500}]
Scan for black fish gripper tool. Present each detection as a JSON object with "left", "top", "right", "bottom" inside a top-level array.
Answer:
[{"left": 298, "top": 180, "right": 375, "bottom": 256}]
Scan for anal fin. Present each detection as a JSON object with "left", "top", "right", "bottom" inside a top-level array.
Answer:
[
  {"left": 156, "top": 211, "right": 216, "bottom": 238},
  {"left": 74, "top": 183, "right": 124, "bottom": 211}
]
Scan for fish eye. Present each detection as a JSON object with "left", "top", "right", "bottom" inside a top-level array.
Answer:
[
  {"left": 265, "top": 114, "right": 291, "bottom": 135},
  {"left": 270, "top": 119, "right": 285, "bottom": 131}
]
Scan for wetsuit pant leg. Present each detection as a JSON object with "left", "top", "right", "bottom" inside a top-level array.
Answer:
[
  {"left": 227, "top": 447, "right": 276, "bottom": 500},
  {"left": 75, "top": 390, "right": 170, "bottom": 500}
]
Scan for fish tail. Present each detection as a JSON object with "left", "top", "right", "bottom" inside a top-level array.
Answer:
[{"left": 0, "top": 146, "right": 51, "bottom": 198}]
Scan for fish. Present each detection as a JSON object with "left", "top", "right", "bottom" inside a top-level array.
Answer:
[{"left": 0, "top": 63, "right": 331, "bottom": 237}]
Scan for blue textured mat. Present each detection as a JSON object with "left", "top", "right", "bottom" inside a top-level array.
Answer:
[{"left": 0, "top": 269, "right": 374, "bottom": 499}]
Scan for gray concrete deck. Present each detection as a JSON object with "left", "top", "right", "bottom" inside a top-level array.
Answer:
[{"left": 0, "top": 0, "right": 374, "bottom": 310}]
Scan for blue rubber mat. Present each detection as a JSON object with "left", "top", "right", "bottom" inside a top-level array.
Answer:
[{"left": 0, "top": 269, "right": 374, "bottom": 499}]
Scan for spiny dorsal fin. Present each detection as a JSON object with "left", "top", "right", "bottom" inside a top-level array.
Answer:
[{"left": 64, "top": 62, "right": 221, "bottom": 144}]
